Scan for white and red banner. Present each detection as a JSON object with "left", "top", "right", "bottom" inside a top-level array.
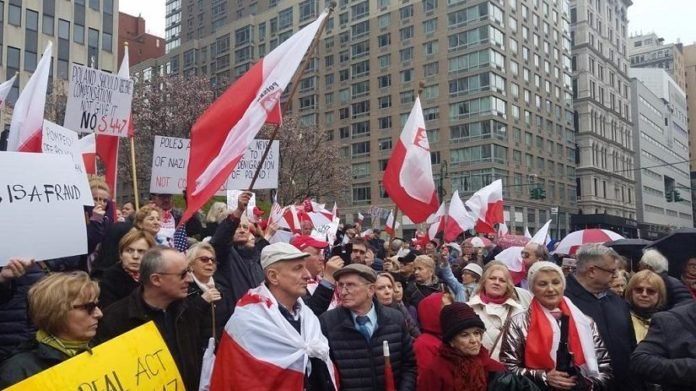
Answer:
[
  {"left": 7, "top": 42, "right": 52, "bottom": 152},
  {"left": 78, "top": 134, "right": 96, "bottom": 174},
  {"left": 182, "top": 10, "right": 329, "bottom": 224},
  {"left": 427, "top": 202, "right": 446, "bottom": 240},
  {"left": 444, "top": 191, "right": 475, "bottom": 242},
  {"left": 382, "top": 97, "right": 439, "bottom": 224},
  {"left": 0, "top": 74, "right": 17, "bottom": 109},
  {"left": 465, "top": 179, "right": 504, "bottom": 234},
  {"left": 209, "top": 284, "right": 337, "bottom": 390},
  {"left": 384, "top": 210, "right": 400, "bottom": 236}
]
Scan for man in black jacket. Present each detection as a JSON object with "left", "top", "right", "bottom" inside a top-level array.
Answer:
[
  {"left": 210, "top": 191, "right": 272, "bottom": 313},
  {"left": 96, "top": 247, "right": 210, "bottom": 391},
  {"left": 320, "top": 264, "right": 416, "bottom": 391},
  {"left": 564, "top": 243, "right": 636, "bottom": 391},
  {"left": 630, "top": 301, "right": 696, "bottom": 391}
]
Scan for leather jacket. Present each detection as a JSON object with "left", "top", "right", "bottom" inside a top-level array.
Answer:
[{"left": 499, "top": 309, "right": 613, "bottom": 390}]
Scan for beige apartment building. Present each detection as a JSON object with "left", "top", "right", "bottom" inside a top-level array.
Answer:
[
  {"left": 142, "top": 0, "right": 579, "bottom": 237},
  {"left": 0, "top": 0, "right": 119, "bottom": 147},
  {"left": 684, "top": 43, "right": 696, "bottom": 223},
  {"left": 628, "top": 33, "right": 686, "bottom": 91},
  {"left": 569, "top": 0, "right": 637, "bottom": 237}
]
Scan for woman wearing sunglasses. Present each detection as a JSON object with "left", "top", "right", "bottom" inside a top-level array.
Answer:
[
  {"left": 0, "top": 272, "right": 102, "bottom": 388},
  {"left": 98, "top": 229, "right": 156, "bottom": 308},
  {"left": 186, "top": 242, "right": 230, "bottom": 339},
  {"left": 625, "top": 270, "right": 667, "bottom": 343}
]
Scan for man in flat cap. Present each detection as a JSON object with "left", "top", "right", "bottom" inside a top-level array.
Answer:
[{"left": 319, "top": 264, "right": 416, "bottom": 391}]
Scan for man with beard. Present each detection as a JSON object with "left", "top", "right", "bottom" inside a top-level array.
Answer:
[{"left": 210, "top": 192, "right": 276, "bottom": 312}]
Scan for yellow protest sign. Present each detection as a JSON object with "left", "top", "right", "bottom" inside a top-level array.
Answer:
[{"left": 6, "top": 322, "right": 183, "bottom": 391}]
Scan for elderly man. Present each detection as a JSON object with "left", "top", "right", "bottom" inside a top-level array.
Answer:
[
  {"left": 210, "top": 191, "right": 275, "bottom": 312},
  {"left": 518, "top": 241, "right": 549, "bottom": 288},
  {"left": 564, "top": 243, "right": 636, "bottom": 391},
  {"left": 320, "top": 264, "right": 417, "bottom": 391},
  {"left": 210, "top": 242, "right": 337, "bottom": 390},
  {"left": 96, "top": 247, "right": 210, "bottom": 391},
  {"left": 291, "top": 235, "right": 344, "bottom": 315}
]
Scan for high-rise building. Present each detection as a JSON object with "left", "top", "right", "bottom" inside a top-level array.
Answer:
[
  {"left": 628, "top": 33, "right": 686, "bottom": 91},
  {"left": 629, "top": 69, "right": 692, "bottom": 238},
  {"left": 0, "top": 0, "right": 119, "bottom": 150},
  {"left": 135, "top": 0, "right": 579, "bottom": 237},
  {"left": 684, "top": 43, "right": 696, "bottom": 224},
  {"left": 118, "top": 12, "right": 165, "bottom": 66},
  {"left": 569, "top": 0, "right": 637, "bottom": 237},
  {"left": 165, "top": 0, "right": 182, "bottom": 53}
]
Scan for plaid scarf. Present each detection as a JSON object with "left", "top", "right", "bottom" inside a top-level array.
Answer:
[{"left": 36, "top": 329, "right": 90, "bottom": 358}]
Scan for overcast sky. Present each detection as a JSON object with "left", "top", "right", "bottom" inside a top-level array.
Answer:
[{"left": 118, "top": 0, "right": 696, "bottom": 45}]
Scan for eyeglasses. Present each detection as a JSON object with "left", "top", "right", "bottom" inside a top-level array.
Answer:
[
  {"left": 157, "top": 267, "right": 192, "bottom": 280},
  {"left": 592, "top": 264, "right": 617, "bottom": 275},
  {"left": 72, "top": 301, "right": 100, "bottom": 315},
  {"left": 124, "top": 248, "right": 148, "bottom": 255},
  {"left": 196, "top": 256, "right": 216, "bottom": 264},
  {"left": 337, "top": 282, "right": 370, "bottom": 292},
  {"left": 634, "top": 287, "right": 657, "bottom": 295}
]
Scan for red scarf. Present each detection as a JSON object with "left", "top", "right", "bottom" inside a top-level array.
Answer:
[
  {"left": 123, "top": 267, "right": 140, "bottom": 283},
  {"left": 525, "top": 298, "right": 587, "bottom": 370},
  {"left": 479, "top": 291, "right": 507, "bottom": 305},
  {"left": 439, "top": 344, "right": 489, "bottom": 391}
]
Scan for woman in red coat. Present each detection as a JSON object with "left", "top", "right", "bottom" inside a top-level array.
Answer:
[{"left": 418, "top": 302, "right": 505, "bottom": 391}]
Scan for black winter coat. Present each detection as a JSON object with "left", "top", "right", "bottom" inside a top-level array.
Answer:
[
  {"left": 631, "top": 301, "right": 696, "bottom": 391},
  {"left": 564, "top": 274, "right": 637, "bottom": 391},
  {"left": 210, "top": 216, "right": 267, "bottom": 313},
  {"left": 661, "top": 272, "right": 693, "bottom": 309},
  {"left": 404, "top": 278, "right": 442, "bottom": 311},
  {"left": 98, "top": 264, "right": 140, "bottom": 309},
  {"left": 0, "top": 265, "right": 47, "bottom": 361},
  {"left": 0, "top": 339, "right": 69, "bottom": 388},
  {"left": 95, "top": 288, "right": 211, "bottom": 391},
  {"left": 187, "top": 282, "right": 233, "bottom": 341},
  {"left": 319, "top": 303, "right": 417, "bottom": 391}
]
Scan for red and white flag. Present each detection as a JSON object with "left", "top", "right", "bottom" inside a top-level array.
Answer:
[
  {"left": 384, "top": 210, "right": 400, "bottom": 236},
  {"left": 465, "top": 179, "right": 504, "bottom": 234},
  {"left": 357, "top": 212, "right": 365, "bottom": 224},
  {"left": 182, "top": 10, "right": 328, "bottom": 224},
  {"left": 331, "top": 202, "right": 338, "bottom": 220},
  {"left": 7, "top": 42, "right": 52, "bottom": 152},
  {"left": 270, "top": 192, "right": 283, "bottom": 222},
  {"left": 427, "top": 202, "right": 447, "bottom": 240},
  {"left": 79, "top": 134, "right": 97, "bottom": 174},
  {"left": 0, "top": 74, "right": 17, "bottom": 109},
  {"left": 382, "top": 97, "right": 439, "bottom": 224},
  {"left": 209, "top": 284, "right": 338, "bottom": 390},
  {"left": 444, "top": 191, "right": 476, "bottom": 242}
]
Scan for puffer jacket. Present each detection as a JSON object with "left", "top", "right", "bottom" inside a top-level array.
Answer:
[
  {"left": 468, "top": 294, "right": 525, "bottom": 361},
  {"left": 499, "top": 307, "right": 613, "bottom": 390},
  {"left": 319, "top": 302, "right": 416, "bottom": 391}
]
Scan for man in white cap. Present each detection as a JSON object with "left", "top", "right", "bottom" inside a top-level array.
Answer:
[{"left": 209, "top": 242, "right": 337, "bottom": 390}]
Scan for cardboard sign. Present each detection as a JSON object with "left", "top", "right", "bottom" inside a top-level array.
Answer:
[
  {"left": 226, "top": 190, "right": 257, "bottom": 223},
  {"left": 150, "top": 136, "right": 279, "bottom": 194},
  {"left": 6, "top": 322, "right": 183, "bottom": 391},
  {"left": 0, "top": 152, "right": 88, "bottom": 265},
  {"left": 64, "top": 64, "right": 133, "bottom": 137},
  {"left": 41, "top": 120, "right": 94, "bottom": 206}
]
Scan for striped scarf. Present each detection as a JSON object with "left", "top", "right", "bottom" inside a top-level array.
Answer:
[{"left": 36, "top": 329, "right": 90, "bottom": 358}]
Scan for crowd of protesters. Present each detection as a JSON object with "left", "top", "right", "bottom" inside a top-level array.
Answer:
[{"left": 0, "top": 181, "right": 694, "bottom": 390}]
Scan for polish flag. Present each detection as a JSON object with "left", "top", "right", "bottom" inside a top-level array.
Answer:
[
  {"left": 270, "top": 192, "right": 283, "bottom": 222},
  {"left": 444, "top": 191, "right": 476, "bottom": 242},
  {"left": 0, "top": 74, "right": 17, "bottom": 109},
  {"left": 498, "top": 222, "right": 509, "bottom": 236},
  {"left": 465, "top": 179, "right": 504, "bottom": 235},
  {"left": 382, "top": 97, "right": 439, "bottom": 224},
  {"left": 384, "top": 210, "right": 400, "bottom": 236},
  {"left": 278, "top": 205, "right": 302, "bottom": 233},
  {"left": 331, "top": 202, "right": 338, "bottom": 220},
  {"left": 524, "top": 227, "right": 532, "bottom": 239},
  {"left": 531, "top": 219, "right": 553, "bottom": 246},
  {"left": 182, "top": 10, "right": 329, "bottom": 225},
  {"left": 209, "top": 284, "right": 337, "bottom": 390},
  {"left": 357, "top": 212, "right": 365, "bottom": 224},
  {"left": 79, "top": 134, "right": 97, "bottom": 174},
  {"left": 7, "top": 42, "right": 52, "bottom": 152},
  {"left": 427, "top": 202, "right": 446, "bottom": 240}
]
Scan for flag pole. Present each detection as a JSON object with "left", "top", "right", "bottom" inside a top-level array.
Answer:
[
  {"left": 247, "top": 2, "right": 336, "bottom": 191},
  {"left": 129, "top": 135, "right": 140, "bottom": 210}
]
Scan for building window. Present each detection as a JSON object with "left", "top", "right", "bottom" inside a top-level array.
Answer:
[
  {"left": 8, "top": 3, "right": 20, "bottom": 26},
  {"left": 88, "top": 28, "right": 99, "bottom": 67},
  {"left": 352, "top": 184, "right": 371, "bottom": 203},
  {"left": 6, "top": 47, "right": 20, "bottom": 104}
]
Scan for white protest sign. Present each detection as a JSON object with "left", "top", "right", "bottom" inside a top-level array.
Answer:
[
  {"left": 226, "top": 190, "right": 257, "bottom": 223},
  {"left": 0, "top": 153, "right": 88, "bottom": 265},
  {"left": 41, "top": 120, "right": 94, "bottom": 206},
  {"left": 150, "top": 136, "right": 279, "bottom": 194},
  {"left": 64, "top": 64, "right": 133, "bottom": 137}
]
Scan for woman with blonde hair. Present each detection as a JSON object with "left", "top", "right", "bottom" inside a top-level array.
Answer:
[
  {"left": 405, "top": 255, "right": 443, "bottom": 309},
  {"left": 203, "top": 202, "right": 228, "bottom": 238},
  {"left": 186, "top": 242, "right": 231, "bottom": 339},
  {"left": 133, "top": 205, "right": 165, "bottom": 245},
  {"left": 467, "top": 261, "right": 526, "bottom": 360},
  {"left": 625, "top": 270, "right": 667, "bottom": 343},
  {"left": 0, "top": 272, "right": 102, "bottom": 387}
]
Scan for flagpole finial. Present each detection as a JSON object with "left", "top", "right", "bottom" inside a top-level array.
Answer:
[
  {"left": 124, "top": 41, "right": 129, "bottom": 47},
  {"left": 417, "top": 80, "right": 425, "bottom": 96}
]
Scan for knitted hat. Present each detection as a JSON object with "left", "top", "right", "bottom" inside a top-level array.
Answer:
[
  {"left": 527, "top": 261, "right": 566, "bottom": 289},
  {"left": 440, "top": 303, "right": 485, "bottom": 344}
]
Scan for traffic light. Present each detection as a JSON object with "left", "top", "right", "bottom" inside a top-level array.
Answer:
[
  {"left": 539, "top": 188, "right": 546, "bottom": 199},
  {"left": 530, "top": 186, "right": 546, "bottom": 200},
  {"left": 530, "top": 187, "right": 538, "bottom": 199},
  {"left": 666, "top": 191, "right": 673, "bottom": 202},
  {"left": 674, "top": 190, "right": 684, "bottom": 202}
]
